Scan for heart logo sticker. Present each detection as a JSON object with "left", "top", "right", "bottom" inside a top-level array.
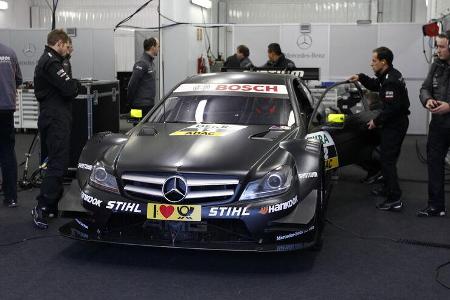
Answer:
[{"left": 159, "top": 205, "right": 174, "bottom": 219}]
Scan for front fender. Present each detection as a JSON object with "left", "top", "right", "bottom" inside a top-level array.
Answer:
[
  {"left": 77, "top": 132, "right": 128, "bottom": 188},
  {"left": 280, "top": 138, "right": 323, "bottom": 198}
]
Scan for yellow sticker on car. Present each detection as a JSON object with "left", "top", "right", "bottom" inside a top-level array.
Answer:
[
  {"left": 325, "top": 157, "right": 339, "bottom": 170},
  {"left": 147, "top": 203, "right": 202, "bottom": 221},
  {"left": 170, "top": 124, "right": 247, "bottom": 137}
]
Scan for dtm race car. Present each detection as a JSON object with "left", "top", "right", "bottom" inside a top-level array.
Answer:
[{"left": 59, "top": 69, "right": 377, "bottom": 252}]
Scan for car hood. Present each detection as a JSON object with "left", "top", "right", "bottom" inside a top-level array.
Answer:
[{"left": 115, "top": 123, "right": 292, "bottom": 176}]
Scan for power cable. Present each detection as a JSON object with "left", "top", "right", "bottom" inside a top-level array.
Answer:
[
  {"left": 0, "top": 234, "right": 60, "bottom": 247},
  {"left": 114, "top": 0, "right": 154, "bottom": 31}
]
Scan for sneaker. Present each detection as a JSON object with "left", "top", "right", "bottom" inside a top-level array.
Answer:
[
  {"left": 31, "top": 206, "right": 49, "bottom": 229},
  {"left": 376, "top": 199, "right": 403, "bottom": 212},
  {"left": 46, "top": 205, "right": 59, "bottom": 219},
  {"left": 417, "top": 205, "right": 446, "bottom": 217},
  {"left": 371, "top": 187, "right": 387, "bottom": 197},
  {"left": 3, "top": 199, "right": 18, "bottom": 208}
]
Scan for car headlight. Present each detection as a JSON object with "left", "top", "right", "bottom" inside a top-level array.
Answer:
[
  {"left": 89, "top": 163, "right": 119, "bottom": 194},
  {"left": 239, "top": 165, "right": 293, "bottom": 201}
]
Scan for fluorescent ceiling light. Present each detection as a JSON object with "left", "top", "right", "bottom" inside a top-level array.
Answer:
[
  {"left": 191, "top": 0, "right": 212, "bottom": 9},
  {"left": 0, "top": 1, "right": 8, "bottom": 10}
]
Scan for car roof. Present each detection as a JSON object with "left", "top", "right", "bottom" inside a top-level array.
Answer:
[{"left": 183, "top": 72, "right": 295, "bottom": 85}]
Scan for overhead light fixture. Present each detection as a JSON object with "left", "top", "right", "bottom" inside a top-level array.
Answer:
[
  {"left": 191, "top": 0, "right": 212, "bottom": 9},
  {"left": 0, "top": 1, "right": 8, "bottom": 10}
]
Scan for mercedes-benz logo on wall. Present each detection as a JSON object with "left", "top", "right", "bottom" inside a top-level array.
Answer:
[
  {"left": 162, "top": 176, "right": 188, "bottom": 203},
  {"left": 296, "top": 34, "right": 312, "bottom": 50},
  {"left": 22, "top": 43, "right": 37, "bottom": 57}
]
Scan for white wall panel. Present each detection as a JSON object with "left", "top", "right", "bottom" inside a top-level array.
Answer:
[
  {"left": 281, "top": 24, "right": 330, "bottom": 80},
  {"left": 329, "top": 24, "right": 377, "bottom": 79},
  {"left": 114, "top": 30, "right": 135, "bottom": 72},
  {"left": 378, "top": 23, "right": 429, "bottom": 79}
]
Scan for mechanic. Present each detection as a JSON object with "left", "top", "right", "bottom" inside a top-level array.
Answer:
[
  {"left": 127, "top": 37, "right": 160, "bottom": 117},
  {"left": 349, "top": 46, "right": 410, "bottom": 212},
  {"left": 0, "top": 42, "right": 22, "bottom": 208},
  {"left": 62, "top": 36, "right": 73, "bottom": 78},
  {"left": 32, "top": 29, "right": 80, "bottom": 229},
  {"left": 262, "top": 43, "right": 296, "bottom": 69},
  {"left": 417, "top": 31, "right": 450, "bottom": 217},
  {"left": 224, "top": 45, "right": 254, "bottom": 69}
]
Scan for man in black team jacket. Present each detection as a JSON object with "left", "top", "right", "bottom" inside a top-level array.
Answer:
[
  {"left": 32, "top": 29, "right": 80, "bottom": 229},
  {"left": 127, "top": 37, "right": 160, "bottom": 117},
  {"left": 417, "top": 32, "right": 450, "bottom": 217},
  {"left": 262, "top": 43, "right": 296, "bottom": 69},
  {"left": 349, "top": 47, "right": 410, "bottom": 212}
]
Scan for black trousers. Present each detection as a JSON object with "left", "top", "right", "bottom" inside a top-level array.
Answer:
[
  {"left": 37, "top": 110, "right": 71, "bottom": 207},
  {"left": 380, "top": 117, "right": 409, "bottom": 201},
  {"left": 427, "top": 121, "right": 450, "bottom": 209},
  {"left": 0, "top": 111, "right": 17, "bottom": 202}
]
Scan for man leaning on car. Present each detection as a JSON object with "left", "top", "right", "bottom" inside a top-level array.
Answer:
[{"left": 349, "top": 46, "right": 410, "bottom": 212}]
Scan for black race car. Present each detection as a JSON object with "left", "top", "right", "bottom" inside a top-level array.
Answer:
[{"left": 59, "top": 70, "right": 378, "bottom": 252}]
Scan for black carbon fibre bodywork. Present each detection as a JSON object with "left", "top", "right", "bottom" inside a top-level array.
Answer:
[{"left": 60, "top": 72, "right": 372, "bottom": 251}]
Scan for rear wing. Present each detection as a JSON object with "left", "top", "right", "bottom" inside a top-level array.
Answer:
[{"left": 221, "top": 67, "right": 320, "bottom": 81}]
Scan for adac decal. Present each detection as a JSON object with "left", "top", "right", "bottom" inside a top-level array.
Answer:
[
  {"left": 208, "top": 206, "right": 250, "bottom": 217},
  {"left": 78, "top": 163, "right": 93, "bottom": 171},
  {"left": 276, "top": 225, "right": 315, "bottom": 241},
  {"left": 259, "top": 196, "right": 298, "bottom": 215},
  {"left": 305, "top": 131, "right": 339, "bottom": 170},
  {"left": 173, "top": 83, "right": 288, "bottom": 95},
  {"left": 106, "top": 201, "right": 142, "bottom": 213},
  {"left": 147, "top": 203, "right": 201, "bottom": 222},
  {"left": 170, "top": 124, "right": 247, "bottom": 137},
  {"left": 81, "top": 191, "right": 102, "bottom": 207}
]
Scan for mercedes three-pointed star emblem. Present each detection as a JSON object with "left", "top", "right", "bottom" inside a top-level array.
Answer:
[
  {"left": 296, "top": 34, "right": 312, "bottom": 50},
  {"left": 162, "top": 175, "right": 188, "bottom": 203}
]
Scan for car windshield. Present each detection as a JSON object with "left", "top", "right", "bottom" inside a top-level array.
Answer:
[{"left": 148, "top": 94, "right": 294, "bottom": 126}]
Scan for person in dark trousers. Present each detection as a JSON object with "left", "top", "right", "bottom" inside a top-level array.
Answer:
[
  {"left": 0, "top": 42, "right": 22, "bottom": 208},
  {"left": 62, "top": 37, "right": 73, "bottom": 78},
  {"left": 224, "top": 45, "right": 253, "bottom": 69},
  {"left": 262, "top": 43, "right": 296, "bottom": 69},
  {"left": 32, "top": 29, "right": 80, "bottom": 229},
  {"left": 417, "top": 31, "right": 450, "bottom": 217},
  {"left": 349, "top": 46, "right": 410, "bottom": 211},
  {"left": 127, "top": 37, "right": 160, "bottom": 117}
]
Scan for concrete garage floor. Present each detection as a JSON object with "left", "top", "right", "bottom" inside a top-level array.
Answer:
[{"left": 1, "top": 134, "right": 449, "bottom": 299}]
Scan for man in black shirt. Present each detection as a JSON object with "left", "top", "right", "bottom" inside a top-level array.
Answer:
[
  {"left": 0, "top": 42, "right": 22, "bottom": 208},
  {"left": 127, "top": 37, "right": 160, "bottom": 117},
  {"left": 417, "top": 32, "right": 450, "bottom": 217},
  {"left": 224, "top": 45, "right": 253, "bottom": 69},
  {"left": 32, "top": 29, "right": 80, "bottom": 229},
  {"left": 262, "top": 43, "right": 295, "bottom": 69},
  {"left": 349, "top": 47, "right": 410, "bottom": 211}
]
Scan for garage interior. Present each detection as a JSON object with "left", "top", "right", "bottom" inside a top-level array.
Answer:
[{"left": 1, "top": 0, "right": 450, "bottom": 299}]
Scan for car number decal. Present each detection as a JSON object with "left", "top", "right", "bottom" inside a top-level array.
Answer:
[
  {"left": 147, "top": 203, "right": 201, "bottom": 221},
  {"left": 173, "top": 83, "right": 288, "bottom": 94},
  {"left": 305, "top": 131, "right": 339, "bottom": 170},
  {"left": 170, "top": 124, "right": 247, "bottom": 137}
]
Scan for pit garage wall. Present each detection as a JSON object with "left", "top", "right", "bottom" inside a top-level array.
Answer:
[
  {"left": 232, "top": 23, "right": 430, "bottom": 135},
  {"left": 0, "top": 28, "right": 115, "bottom": 81}
]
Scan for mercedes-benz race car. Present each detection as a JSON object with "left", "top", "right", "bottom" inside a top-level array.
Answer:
[{"left": 60, "top": 70, "right": 377, "bottom": 252}]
